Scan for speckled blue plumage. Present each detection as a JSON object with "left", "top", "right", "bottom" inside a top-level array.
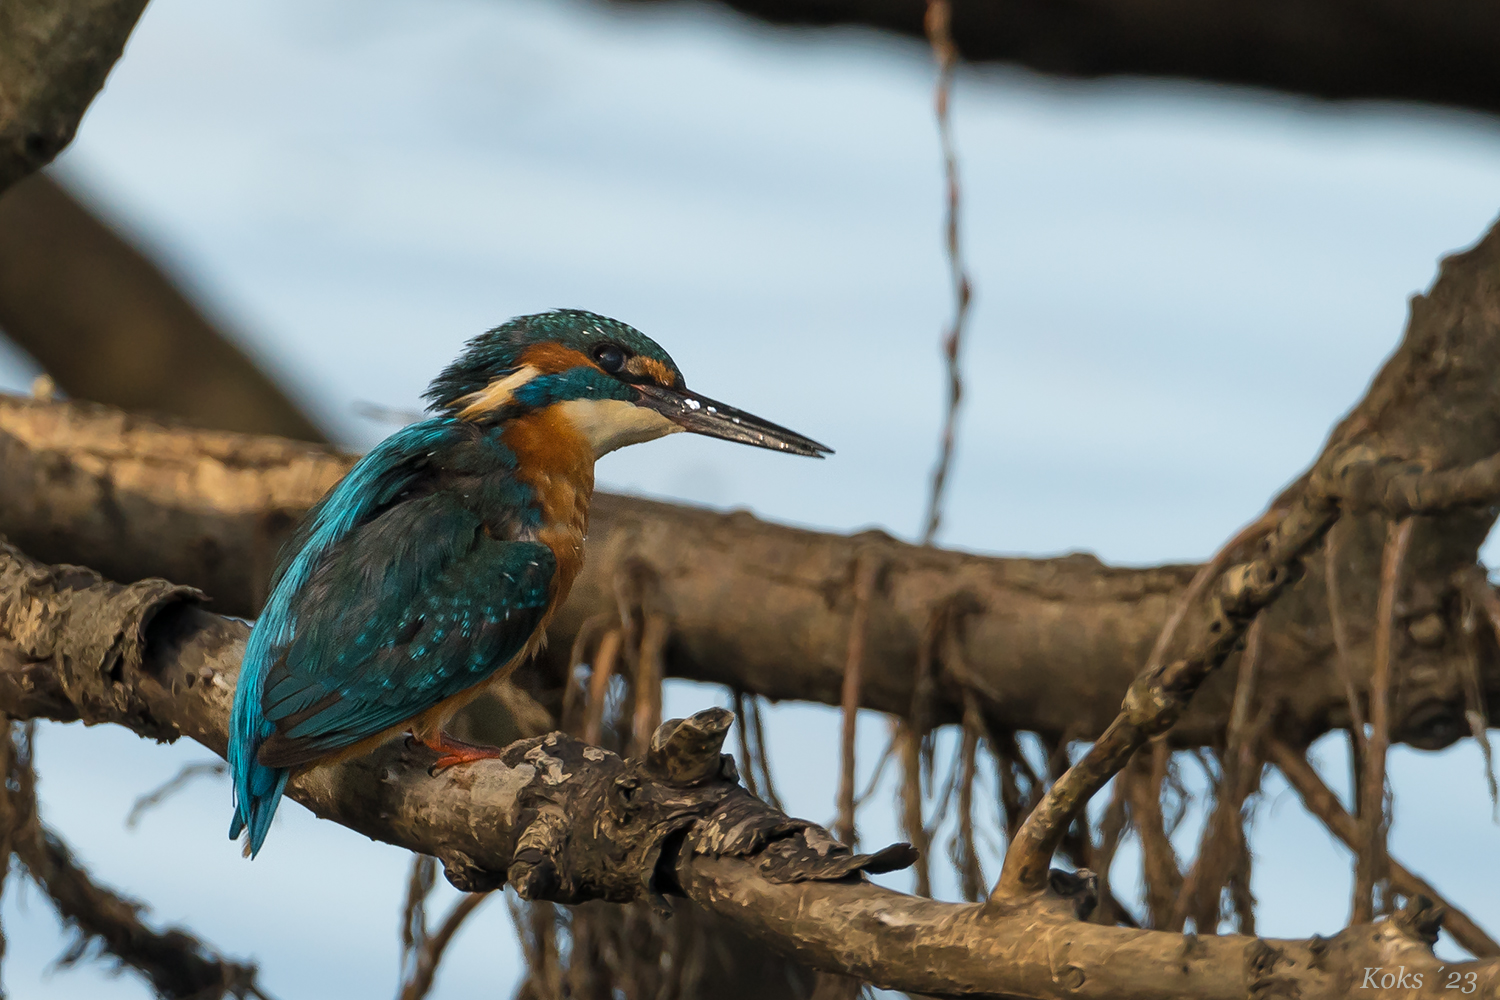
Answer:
[{"left": 228, "top": 416, "right": 553, "bottom": 855}]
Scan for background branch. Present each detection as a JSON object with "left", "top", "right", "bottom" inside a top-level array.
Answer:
[
  {"left": 626, "top": 0, "right": 1500, "bottom": 118},
  {"left": 0, "top": 0, "right": 147, "bottom": 194}
]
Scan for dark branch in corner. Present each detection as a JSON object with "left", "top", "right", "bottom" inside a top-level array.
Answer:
[
  {"left": 0, "top": 0, "right": 148, "bottom": 195},
  {"left": 0, "top": 175, "right": 328, "bottom": 442},
  {"left": 2, "top": 722, "right": 265, "bottom": 999},
  {"left": 619, "top": 0, "right": 1500, "bottom": 119}
]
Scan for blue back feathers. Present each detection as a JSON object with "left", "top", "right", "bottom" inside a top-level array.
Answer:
[{"left": 228, "top": 417, "right": 552, "bottom": 855}]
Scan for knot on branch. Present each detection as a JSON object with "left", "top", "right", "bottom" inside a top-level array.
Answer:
[
  {"left": 444, "top": 708, "right": 917, "bottom": 907},
  {"left": 1046, "top": 867, "right": 1098, "bottom": 921},
  {"left": 1393, "top": 894, "right": 1446, "bottom": 948}
]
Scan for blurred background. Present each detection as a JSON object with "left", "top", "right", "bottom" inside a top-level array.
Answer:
[{"left": 5, "top": 0, "right": 1500, "bottom": 995}]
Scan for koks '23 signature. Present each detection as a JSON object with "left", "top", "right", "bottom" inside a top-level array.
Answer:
[{"left": 1360, "top": 967, "right": 1478, "bottom": 992}]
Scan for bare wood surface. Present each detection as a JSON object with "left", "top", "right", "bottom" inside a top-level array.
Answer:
[
  {"left": 626, "top": 0, "right": 1500, "bottom": 119},
  {"left": 0, "top": 0, "right": 146, "bottom": 194},
  {"left": 2, "top": 536, "right": 1495, "bottom": 998}
]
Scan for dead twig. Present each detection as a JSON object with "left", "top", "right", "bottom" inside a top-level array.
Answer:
[
  {"left": 125, "top": 760, "right": 226, "bottom": 829},
  {"left": 995, "top": 490, "right": 1337, "bottom": 898},
  {"left": 7, "top": 723, "right": 267, "bottom": 999}
]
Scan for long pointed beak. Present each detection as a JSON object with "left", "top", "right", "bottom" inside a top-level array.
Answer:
[{"left": 636, "top": 384, "right": 832, "bottom": 458}]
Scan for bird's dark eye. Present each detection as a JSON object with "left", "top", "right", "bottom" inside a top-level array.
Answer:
[{"left": 592, "top": 343, "right": 626, "bottom": 373}]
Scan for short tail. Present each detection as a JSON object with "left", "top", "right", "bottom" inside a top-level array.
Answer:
[{"left": 228, "top": 654, "right": 289, "bottom": 858}]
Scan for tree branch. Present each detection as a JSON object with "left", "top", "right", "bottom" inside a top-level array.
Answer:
[
  {"left": 0, "top": 175, "right": 328, "bottom": 442},
  {"left": 995, "top": 214, "right": 1500, "bottom": 898},
  {"left": 3, "top": 537, "right": 1498, "bottom": 997},
  {"left": 624, "top": 0, "right": 1500, "bottom": 119},
  {"left": 0, "top": 0, "right": 147, "bottom": 195},
  {"left": 1, "top": 392, "right": 1491, "bottom": 759}
]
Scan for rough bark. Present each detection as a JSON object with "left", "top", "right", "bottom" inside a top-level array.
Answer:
[
  {"left": 1, "top": 536, "right": 1493, "bottom": 998},
  {"left": 630, "top": 0, "right": 1500, "bottom": 118},
  {"left": 0, "top": 174, "right": 327, "bottom": 442},
  {"left": 0, "top": 0, "right": 147, "bottom": 195}
]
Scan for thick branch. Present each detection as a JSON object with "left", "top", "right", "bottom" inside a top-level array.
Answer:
[
  {"left": 0, "top": 0, "right": 147, "bottom": 194},
  {"left": 626, "top": 0, "right": 1500, "bottom": 119},
  {"left": 0, "top": 392, "right": 1491, "bottom": 759},
  {"left": 2, "top": 538, "right": 1496, "bottom": 997}
]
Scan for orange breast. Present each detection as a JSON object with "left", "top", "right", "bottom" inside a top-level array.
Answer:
[{"left": 501, "top": 403, "right": 595, "bottom": 605}]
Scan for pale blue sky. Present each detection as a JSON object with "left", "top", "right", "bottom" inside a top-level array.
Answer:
[{"left": 7, "top": 0, "right": 1500, "bottom": 995}]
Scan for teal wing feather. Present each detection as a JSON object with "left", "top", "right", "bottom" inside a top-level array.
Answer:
[
  {"left": 255, "top": 496, "right": 555, "bottom": 765},
  {"left": 228, "top": 416, "right": 551, "bottom": 856}
]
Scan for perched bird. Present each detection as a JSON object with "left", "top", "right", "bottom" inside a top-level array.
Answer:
[{"left": 228, "top": 310, "right": 828, "bottom": 856}]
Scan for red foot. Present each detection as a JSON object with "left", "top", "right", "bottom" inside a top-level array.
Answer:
[{"left": 412, "top": 731, "right": 507, "bottom": 775}]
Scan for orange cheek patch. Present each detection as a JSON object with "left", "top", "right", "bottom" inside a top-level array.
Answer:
[
  {"left": 629, "top": 357, "right": 678, "bottom": 387},
  {"left": 519, "top": 342, "right": 595, "bottom": 375}
]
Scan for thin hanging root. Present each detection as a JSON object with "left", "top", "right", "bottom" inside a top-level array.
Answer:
[
  {"left": 1171, "top": 617, "right": 1266, "bottom": 933},
  {"left": 1267, "top": 738, "right": 1500, "bottom": 957},
  {"left": 1457, "top": 567, "right": 1500, "bottom": 813},
  {"left": 1354, "top": 517, "right": 1413, "bottom": 923},
  {"left": 628, "top": 612, "right": 669, "bottom": 759},
  {"left": 397, "top": 892, "right": 490, "bottom": 1000},
  {"left": 398, "top": 853, "right": 438, "bottom": 978},
  {"left": 732, "top": 690, "right": 760, "bottom": 799},
  {"left": 948, "top": 690, "right": 985, "bottom": 901},
  {"left": 1127, "top": 741, "right": 1185, "bottom": 928},
  {"left": 836, "top": 557, "right": 879, "bottom": 847},
  {"left": 745, "top": 692, "right": 786, "bottom": 813},
  {"left": 918, "top": 0, "right": 972, "bottom": 548},
  {"left": 582, "top": 628, "right": 622, "bottom": 747},
  {"left": 560, "top": 612, "right": 613, "bottom": 733},
  {"left": 508, "top": 898, "right": 564, "bottom": 1000},
  {"left": 896, "top": 720, "right": 932, "bottom": 897},
  {"left": 1325, "top": 529, "right": 1369, "bottom": 745},
  {"left": 853, "top": 719, "right": 898, "bottom": 810},
  {"left": 1087, "top": 776, "right": 1132, "bottom": 926}
]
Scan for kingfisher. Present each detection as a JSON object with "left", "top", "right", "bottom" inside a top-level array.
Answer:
[{"left": 228, "top": 310, "right": 828, "bottom": 856}]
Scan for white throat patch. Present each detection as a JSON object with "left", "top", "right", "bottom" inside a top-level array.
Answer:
[{"left": 554, "top": 398, "right": 681, "bottom": 458}]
